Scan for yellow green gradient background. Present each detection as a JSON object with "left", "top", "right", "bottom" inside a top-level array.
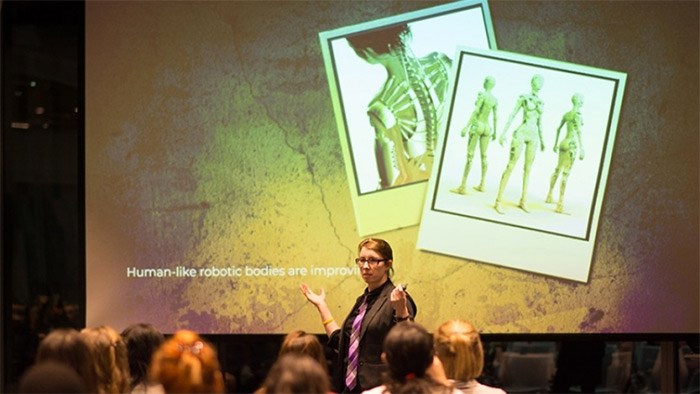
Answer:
[{"left": 85, "top": 1, "right": 699, "bottom": 334}]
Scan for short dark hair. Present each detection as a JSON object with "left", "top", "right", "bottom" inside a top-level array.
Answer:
[
  {"left": 346, "top": 24, "right": 410, "bottom": 56},
  {"left": 384, "top": 322, "right": 434, "bottom": 381}
]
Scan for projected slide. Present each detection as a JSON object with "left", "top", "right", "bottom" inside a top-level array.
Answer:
[
  {"left": 320, "top": 0, "right": 496, "bottom": 236},
  {"left": 418, "top": 48, "right": 626, "bottom": 282},
  {"left": 85, "top": 1, "right": 699, "bottom": 335}
]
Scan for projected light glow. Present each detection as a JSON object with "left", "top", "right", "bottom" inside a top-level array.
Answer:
[{"left": 85, "top": 1, "right": 699, "bottom": 335}]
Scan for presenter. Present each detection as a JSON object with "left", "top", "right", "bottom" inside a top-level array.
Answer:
[{"left": 300, "top": 238, "right": 417, "bottom": 393}]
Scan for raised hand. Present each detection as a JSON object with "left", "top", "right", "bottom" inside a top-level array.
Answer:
[
  {"left": 300, "top": 283, "right": 326, "bottom": 307},
  {"left": 390, "top": 284, "right": 409, "bottom": 318},
  {"left": 300, "top": 283, "right": 338, "bottom": 334}
]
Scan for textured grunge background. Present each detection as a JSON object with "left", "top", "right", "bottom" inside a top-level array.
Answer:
[{"left": 85, "top": 1, "right": 698, "bottom": 334}]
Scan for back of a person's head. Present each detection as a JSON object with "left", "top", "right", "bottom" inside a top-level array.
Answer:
[
  {"left": 35, "top": 328, "right": 99, "bottom": 393},
  {"left": 278, "top": 330, "right": 328, "bottom": 372},
  {"left": 434, "top": 319, "right": 483, "bottom": 382},
  {"left": 81, "top": 325, "right": 131, "bottom": 393},
  {"left": 384, "top": 322, "right": 434, "bottom": 379},
  {"left": 18, "top": 361, "right": 87, "bottom": 393},
  {"left": 122, "top": 323, "right": 165, "bottom": 388},
  {"left": 260, "top": 353, "right": 330, "bottom": 394},
  {"left": 383, "top": 321, "right": 449, "bottom": 394},
  {"left": 150, "top": 329, "right": 224, "bottom": 393}
]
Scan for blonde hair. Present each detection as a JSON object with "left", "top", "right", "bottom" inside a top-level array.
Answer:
[
  {"left": 149, "top": 330, "right": 224, "bottom": 393},
  {"left": 433, "top": 320, "right": 483, "bottom": 382},
  {"left": 80, "top": 325, "right": 131, "bottom": 393}
]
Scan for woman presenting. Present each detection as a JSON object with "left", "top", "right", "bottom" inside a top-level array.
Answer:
[{"left": 300, "top": 238, "right": 417, "bottom": 393}]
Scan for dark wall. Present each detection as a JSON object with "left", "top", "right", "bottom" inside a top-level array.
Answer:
[{"left": 1, "top": 1, "right": 83, "bottom": 388}]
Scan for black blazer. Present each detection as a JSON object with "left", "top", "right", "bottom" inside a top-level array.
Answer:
[{"left": 328, "top": 280, "right": 417, "bottom": 392}]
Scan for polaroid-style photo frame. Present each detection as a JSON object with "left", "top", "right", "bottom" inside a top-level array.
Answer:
[
  {"left": 418, "top": 47, "right": 627, "bottom": 282},
  {"left": 319, "top": 0, "right": 496, "bottom": 236}
]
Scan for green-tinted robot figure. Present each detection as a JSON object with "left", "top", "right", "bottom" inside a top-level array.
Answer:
[
  {"left": 451, "top": 76, "right": 498, "bottom": 195},
  {"left": 494, "top": 74, "right": 545, "bottom": 214},
  {"left": 347, "top": 25, "right": 451, "bottom": 189},
  {"left": 546, "top": 93, "right": 585, "bottom": 214}
]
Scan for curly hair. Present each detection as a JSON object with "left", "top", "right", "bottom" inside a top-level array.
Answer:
[
  {"left": 80, "top": 325, "right": 131, "bottom": 393},
  {"left": 149, "top": 330, "right": 224, "bottom": 393}
]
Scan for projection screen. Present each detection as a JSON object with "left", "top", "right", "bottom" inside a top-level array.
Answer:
[{"left": 85, "top": 1, "right": 699, "bottom": 334}]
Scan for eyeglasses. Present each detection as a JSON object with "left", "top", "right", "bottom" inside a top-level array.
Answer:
[{"left": 355, "top": 258, "right": 386, "bottom": 267}]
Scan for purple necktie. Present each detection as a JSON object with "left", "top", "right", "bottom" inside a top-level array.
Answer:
[{"left": 345, "top": 296, "right": 368, "bottom": 390}]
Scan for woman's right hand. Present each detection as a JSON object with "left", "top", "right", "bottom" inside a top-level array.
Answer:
[
  {"left": 301, "top": 283, "right": 339, "bottom": 334},
  {"left": 300, "top": 283, "right": 325, "bottom": 307}
]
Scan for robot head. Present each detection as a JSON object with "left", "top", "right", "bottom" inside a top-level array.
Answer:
[
  {"left": 572, "top": 93, "right": 584, "bottom": 107},
  {"left": 484, "top": 76, "right": 496, "bottom": 89},
  {"left": 531, "top": 74, "right": 544, "bottom": 92}
]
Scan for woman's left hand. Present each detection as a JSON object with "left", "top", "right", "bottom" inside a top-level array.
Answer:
[{"left": 390, "top": 284, "right": 410, "bottom": 318}]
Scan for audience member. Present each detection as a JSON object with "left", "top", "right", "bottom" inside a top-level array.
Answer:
[
  {"left": 258, "top": 353, "right": 331, "bottom": 394},
  {"left": 18, "top": 360, "right": 87, "bottom": 393},
  {"left": 122, "top": 323, "right": 166, "bottom": 393},
  {"left": 364, "top": 321, "right": 457, "bottom": 394},
  {"left": 149, "top": 329, "right": 224, "bottom": 393},
  {"left": 35, "top": 328, "right": 99, "bottom": 393},
  {"left": 278, "top": 330, "right": 329, "bottom": 373},
  {"left": 81, "top": 325, "right": 131, "bottom": 393},
  {"left": 434, "top": 320, "right": 505, "bottom": 394}
]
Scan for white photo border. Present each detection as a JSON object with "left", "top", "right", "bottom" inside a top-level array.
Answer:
[
  {"left": 418, "top": 47, "right": 627, "bottom": 282},
  {"left": 319, "top": 0, "right": 496, "bottom": 235}
]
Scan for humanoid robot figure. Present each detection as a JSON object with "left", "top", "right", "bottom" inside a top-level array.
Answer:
[
  {"left": 450, "top": 76, "right": 498, "bottom": 195},
  {"left": 347, "top": 24, "right": 451, "bottom": 190},
  {"left": 546, "top": 93, "right": 585, "bottom": 214},
  {"left": 494, "top": 74, "right": 545, "bottom": 214}
]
